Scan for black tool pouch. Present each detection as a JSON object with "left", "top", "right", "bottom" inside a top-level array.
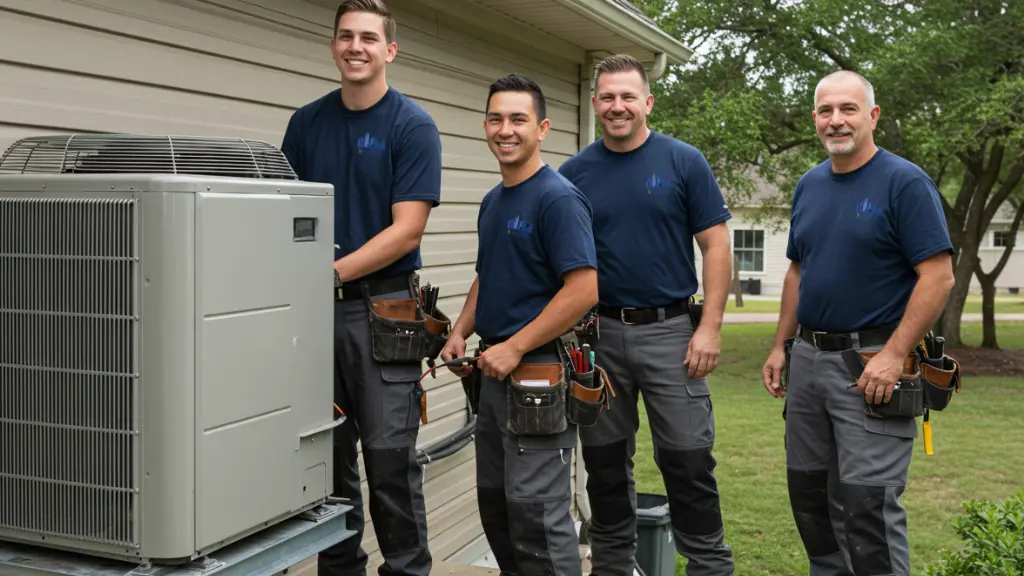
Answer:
[
  {"left": 782, "top": 336, "right": 795, "bottom": 389},
  {"left": 866, "top": 373, "right": 924, "bottom": 419},
  {"left": 687, "top": 296, "right": 703, "bottom": 329},
  {"left": 461, "top": 349, "right": 483, "bottom": 415},
  {"left": 566, "top": 368, "right": 606, "bottom": 428},
  {"left": 920, "top": 355, "right": 962, "bottom": 411},
  {"left": 505, "top": 363, "right": 568, "bottom": 436},
  {"left": 364, "top": 278, "right": 451, "bottom": 364}
]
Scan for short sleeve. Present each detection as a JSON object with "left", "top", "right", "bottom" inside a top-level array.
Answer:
[
  {"left": 895, "top": 175, "right": 954, "bottom": 265},
  {"left": 682, "top": 149, "right": 732, "bottom": 233},
  {"left": 540, "top": 193, "right": 598, "bottom": 278},
  {"left": 786, "top": 182, "right": 803, "bottom": 262},
  {"left": 556, "top": 158, "right": 577, "bottom": 183},
  {"left": 280, "top": 111, "right": 305, "bottom": 180},
  {"left": 392, "top": 122, "right": 443, "bottom": 207}
]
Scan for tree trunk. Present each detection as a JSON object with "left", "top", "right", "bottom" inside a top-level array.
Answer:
[
  {"left": 732, "top": 253, "right": 744, "bottom": 307},
  {"left": 979, "top": 276, "right": 999, "bottom": 349},
  {"left": 938, "top": 245, "right": 978, "bottom": 347}
]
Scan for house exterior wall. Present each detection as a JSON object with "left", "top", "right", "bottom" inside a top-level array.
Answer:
[
  {"left": 0, "top": 0, "right": 582, "bottom": 565},
  {"left": 693, "top": 207, "right": 791, "bottom": 297}
]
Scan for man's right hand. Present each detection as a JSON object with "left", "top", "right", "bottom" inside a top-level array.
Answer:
[
  {"left": 441, "top": 335, "right": 473, "bottom": 378},
  {"left": 762, "top": 345, "right": 788, "bottom": 398}
]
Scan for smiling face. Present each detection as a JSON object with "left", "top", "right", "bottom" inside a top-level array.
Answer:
[
  {"left": 593, "top": 69, "right": 654, "bottom": 147},
  {"left": 812, "top": 73, "right": 880, "bottom": 157},
  {"left": 331, "top": 10, "right": 396, "bottom": 85},
  {"left": 484, "top": 90, "right": 549, "bottom": 168}
]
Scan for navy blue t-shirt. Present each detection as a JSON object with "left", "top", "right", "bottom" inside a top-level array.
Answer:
[
  {"left": 787, "top": 148, "right": 954, "bottom": 333},
  {"left": 281, "top": 87, "right": 442, "bottom": 280},
  {"left": 558, "top": 131, "right": 731, "bottom": 308},
  {"left": 474, "top": 165, "right": 598, "bottom": 343}
]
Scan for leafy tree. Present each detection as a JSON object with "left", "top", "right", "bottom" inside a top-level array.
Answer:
[{"left": 633, "top": 0, "right": 1024, "bottom": 347}]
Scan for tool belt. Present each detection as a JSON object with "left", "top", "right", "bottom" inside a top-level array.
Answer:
[
  {"left": 491, "top": 331, "right": 616, "bottom": 436},
  {"left": 836, "top": 330, "right": 962, "bottom": 420},
  {"left": 343, "top": 273, "right": 451, "bottom": 364}
]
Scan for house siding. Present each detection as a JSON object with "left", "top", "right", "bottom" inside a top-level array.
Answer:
[{"left": 0, "top": 0, "right": 581, "bottom": 566}]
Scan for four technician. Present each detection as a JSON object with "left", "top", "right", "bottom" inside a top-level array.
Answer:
[{"left": 285, "top": 2, "right": 955, "bottom": 575}]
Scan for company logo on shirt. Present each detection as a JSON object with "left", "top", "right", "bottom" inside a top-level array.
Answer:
[
  {"left": 506, "top": 215, "right": 534, "bottom": 237},
  {"left": 856, "top": 198, "right": 882, "bottom": 220},
  {"left": 644, "top": 173, "right": 673, "bottom": 195},
  {"left": 356, "top": 132, "right": 386, "bottom": 154}
]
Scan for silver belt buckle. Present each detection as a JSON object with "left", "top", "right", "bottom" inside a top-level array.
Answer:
[
  {"left": 620, "top": 307, "right": 636, "bottom": 325},
  {"left": 811, "top": 331, "right": 826, "bottom": 348}
]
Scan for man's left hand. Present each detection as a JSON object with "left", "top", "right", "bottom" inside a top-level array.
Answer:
[
  {"left": 856, "top": 350, "right": 903, "bottom": 404},
  {"left": 685, "top": 325, "right": 721, "bottom": 379},
  {"left": 478, "top": 342, "right": 524, "bottom": 381}
]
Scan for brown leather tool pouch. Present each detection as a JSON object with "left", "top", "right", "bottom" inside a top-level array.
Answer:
[
  {"left": 920, "top": 355, "right": 962, "bottom": 411},
  {"left": 506, "top": 363, "right": 568, "bottom": 436},
  {"left": 843, "top": 350, "right": 924, "bottom": 419},
  {"left": 367, "top": 297, "right": 451, "bottom": 363},
  {"left": 567, "top": 366, "right": 615, "bottom": 428}
]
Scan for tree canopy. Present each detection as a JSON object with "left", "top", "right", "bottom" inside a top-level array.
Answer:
[{"left": 634, "top": 0, "right": 1024, "bottom": 345}]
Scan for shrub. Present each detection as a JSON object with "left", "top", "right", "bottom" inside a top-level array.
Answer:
[{"left": 926, "top": 491, "right": 1024, "bottom": 576}]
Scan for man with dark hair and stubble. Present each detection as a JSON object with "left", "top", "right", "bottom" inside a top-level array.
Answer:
[
  {"left": 440, "top": 74, "right": 598, "bottom": 576},
  {"left": 558, "top": 54, "right": 736, "bottom": 576},
  {"left": 280, "top": 1, "right": 442, "bottom": 575},
  {"left": 761, "top": 70, "right": 954, "bottom": 576}
]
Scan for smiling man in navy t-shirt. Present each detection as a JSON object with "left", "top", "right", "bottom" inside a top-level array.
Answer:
[
  {"left": 440, "top": 74, "right": 597, "bottom": 576},
  {"left": 558, "top": 54, "right": 735, "bottom": 576},
  {"left": 761, "top": 70, "right": 954, "bottom": 576},
  {"left": 279, "top": 2, "right": 441, "bottom": 575}
]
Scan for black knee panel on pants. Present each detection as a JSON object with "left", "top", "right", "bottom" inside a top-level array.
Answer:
[
  {"left": 842, "top": 482, "right": 893, "bottom": 576},
  {"left": 583, "top": 441, "right": 633, "bottom": 525},
  {"left": 656, "top": 445, "right": 723, "bottom": 536},
  {"left": 507, "top": 500, "right": 554, "bottom": 575},
  {"left": 478, "top": 487, "right": 517, "bottom": 570},
  {"left": 787, "top": 469, "right": 840, "bottom": 558},
  {"left": 363, "top": 446, "right": 420, "bottom": 555}
]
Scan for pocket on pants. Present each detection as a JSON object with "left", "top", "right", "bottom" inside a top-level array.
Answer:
[
  {"left": 379, "top": 363, "right": 422, "bottom": 442},
  {"left": 864, "top": 413, "right": 918, "bottom": 439}
]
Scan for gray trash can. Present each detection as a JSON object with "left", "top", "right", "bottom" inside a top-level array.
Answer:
[{"left": 635, "top": 493, "right": 675, "bottom": 576}]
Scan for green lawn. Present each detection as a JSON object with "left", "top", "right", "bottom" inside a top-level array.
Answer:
[
  {"left": 723, "top": 294, "right": 1024, "bottom": 315},
  {"left": 631, "top": 322, "right": 1024, "bottom": 576}
]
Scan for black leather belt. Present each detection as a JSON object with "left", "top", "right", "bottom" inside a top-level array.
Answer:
[
  {"left": 479, "top": 339, "right": 561, "bottom": 358},
  {"left": 598, "top": 300, "right": 689, "bottom": 325},
  {"left": 335, "top": 274, "right": 411, "bottom": 301},
  {"left": 799, "top": 325, "right": 896, "bottom": 352}
]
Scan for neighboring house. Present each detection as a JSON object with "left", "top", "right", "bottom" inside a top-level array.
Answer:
[
  {"left": 969, "top": 201, "right": 1024, "bottom": 294},
  {"left": 0, "top": 0, "right": 692, "bottom": 568}
]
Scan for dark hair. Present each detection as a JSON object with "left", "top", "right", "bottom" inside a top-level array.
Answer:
[
  {"left": 486, "top": 74, "right": 547, "bottom": 121},
  {"left": 334, "top": 0, "right": 396, "bottom": 43},
  {"left": 594, "top": 53, "right": 649, "bottom": 92}
]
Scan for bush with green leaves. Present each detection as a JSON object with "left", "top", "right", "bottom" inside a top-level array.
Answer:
[{"left": 926, "top": 491, "right": 1024, "bottom": 576}]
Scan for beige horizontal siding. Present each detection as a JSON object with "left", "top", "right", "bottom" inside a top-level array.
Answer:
[{"left": 0, "top": 0, "right": 582, "bottom": 567}]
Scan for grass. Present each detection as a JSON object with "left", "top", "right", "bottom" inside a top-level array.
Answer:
[
  {"left": 630, "top": 322, "right": 1024, "bottom": 576},
  {"left": 722, "top": 293, "right": 1024, "bottom": 315}
]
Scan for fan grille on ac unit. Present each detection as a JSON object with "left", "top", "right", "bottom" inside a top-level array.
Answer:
[
  {"left": 0, "top": 197, "right": 140, "bottom": 548},
  {"left": 0, "top": 134, "right": 298, "bottom": 179}
]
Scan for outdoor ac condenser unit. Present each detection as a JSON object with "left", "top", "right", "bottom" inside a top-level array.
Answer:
[{"left": 0, "top": 134, "right": 338, "bottom": 565}]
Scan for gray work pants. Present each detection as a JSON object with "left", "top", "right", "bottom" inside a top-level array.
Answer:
[
  {"left": 318, "top": 289, "right": 431, "bottom": 576},
  {"left": 475, "top": 349, "right": 582, "bottom": 576},
  {"left": 784, "top": 336, "right": 915, "bottom": 576},
  {"left": 580, "top": 313, "right": 733, "bottom": 576}
]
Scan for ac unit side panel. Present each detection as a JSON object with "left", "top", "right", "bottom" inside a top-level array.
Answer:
[
  {"left": 285, "top": 194, "right": 335, "bottom": 512},
  {"left": 193, "top": 191, "right": 333, "bottom": 551},
  {"left": 137, "top": 191, "right": 198, "bottom": 562},
  {"left": 0, "top": 187, "right": 148, "bottom": 561}
]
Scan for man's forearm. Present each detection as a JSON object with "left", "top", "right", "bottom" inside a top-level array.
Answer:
[
  {"left": 699, "top": 243, "right": 732, "bottom": 329},
  {"left": 451, "top": 278, "right": 479, "bottom": 340},
  {"left": 336, "top": 224, "right": 421, "bottom": 283},
  {"left": 507, "top": 270, "right": 598, "bottom": 355},
  {"left": 772, "top": 263, "right": 801, "bottom": 349},
  {"left": 883, "top": 272, "right": 954, "bottom": 359}
]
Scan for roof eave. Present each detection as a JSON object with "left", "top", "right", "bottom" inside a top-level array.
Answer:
[{"left": 553, "top": 0, "right": 693, "bottom": 65}]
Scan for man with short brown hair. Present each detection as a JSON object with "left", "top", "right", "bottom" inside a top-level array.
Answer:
[
  {"left": 559, "top": 53, "right": 735, "bottom": 575},
  {"left": 281, "top": 1, "right": 442, "bottom": 574}
]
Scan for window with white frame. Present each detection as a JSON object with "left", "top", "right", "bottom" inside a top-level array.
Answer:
[
  {"left": 733, "top": 229, "right": 765, "bottom": 273},
  {"left": 993, "top": 230, "right": 1014, "bottom": 248}
]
